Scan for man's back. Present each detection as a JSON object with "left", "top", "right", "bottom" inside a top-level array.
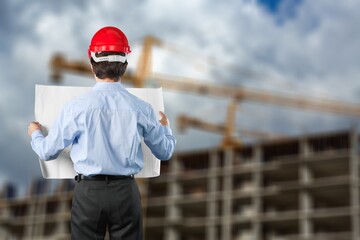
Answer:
[
  {"left": 32, "top": 82, "right": 175, "bottom": 176},
  {"left": 68, "top": 82, "right": 151, "bottom": 176}
]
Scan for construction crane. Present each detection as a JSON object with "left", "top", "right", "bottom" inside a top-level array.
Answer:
[
  {"left": 177, "top": 114, "right": 286, "bottom": 147},
  {"left": 50, "top": 35, "right": 360, "bottom": 147}
]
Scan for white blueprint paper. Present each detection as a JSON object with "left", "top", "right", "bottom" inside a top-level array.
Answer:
[{"left": 35, "top": 84, "right": 164, "bottom": 179}]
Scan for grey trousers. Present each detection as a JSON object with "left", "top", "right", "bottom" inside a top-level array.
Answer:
[{"left": 71, "top": 178, "right": 143, "bottom": 240}]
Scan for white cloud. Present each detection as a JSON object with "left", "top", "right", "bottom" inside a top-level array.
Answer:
[{"left": 1, "top": 0, "right": 360, "bottom": 191}]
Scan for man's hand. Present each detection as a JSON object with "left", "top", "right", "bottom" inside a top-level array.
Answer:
[
  {"left": 159, "top": 111, "right": 170, "bottom": 126},
  {"left": 28, "top": 121, "right": 42, "bottom": 137}
]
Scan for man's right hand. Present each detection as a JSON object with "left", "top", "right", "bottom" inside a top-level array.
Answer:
[{"left": 159, "top": 111, "right": 169, "bottom": 126}]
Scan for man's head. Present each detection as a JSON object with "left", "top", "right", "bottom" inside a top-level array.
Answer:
[
  {"left": 88, "top": 26, "right": 131, "bottom": 82},
  {"left": 90, "top": 51, "right": 127, "bottom": 81}
]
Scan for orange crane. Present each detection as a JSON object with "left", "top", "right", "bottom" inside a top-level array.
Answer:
[
  {"left": 177, "top": 114, "right": 287, "bottom": 146},
  {"left": 50, "top": 35, "right": 360, "bottom": 147}
]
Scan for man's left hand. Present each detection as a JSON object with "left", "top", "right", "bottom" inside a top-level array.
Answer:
[
  {"left": 159, "top": 111, "right": 170, "bottom": 126},
  {"left": 28, "top": 121, "right": 42, "bottom": 137}
]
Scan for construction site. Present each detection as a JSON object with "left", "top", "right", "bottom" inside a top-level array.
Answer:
[{"left": 1, "top": 36, "right": 360, "bottom": 240}]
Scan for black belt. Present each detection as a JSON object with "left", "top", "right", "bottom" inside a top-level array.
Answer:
[{"left": 75, "top": 174, "right": 134, "bottom": 182}]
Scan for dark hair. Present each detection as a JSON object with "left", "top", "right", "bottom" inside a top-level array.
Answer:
[{"left": 90, "top": 51, "right": 128, "bottom": 81}]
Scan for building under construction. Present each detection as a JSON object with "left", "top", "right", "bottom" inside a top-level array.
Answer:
[{"left": 0, "top": 128, "right": 359, "bottom": 240}]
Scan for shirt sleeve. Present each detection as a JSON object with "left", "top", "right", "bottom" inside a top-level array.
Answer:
[
  {"left": 31, "top": 104, "right": 79, "bottom": 161},
  {"left": 143, "top": 107, "right": 176, "bottom": 160}
]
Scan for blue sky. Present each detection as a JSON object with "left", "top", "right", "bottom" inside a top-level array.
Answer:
[
  {"left": 259, "top": 0, "right": 283, "bottom": 12},
  {"left": 257, "top": 0, "right": 303, "bottom": 23},
  {"left": 1, "top": 0, "right": 360, "bottom": 195},
  {"left": 258, "top": 0, "right": 301, "bottom": 13}
]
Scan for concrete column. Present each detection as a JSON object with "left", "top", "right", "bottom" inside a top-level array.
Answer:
[
  {"left": 299, "top": 138, "right": 313, "bottom": 239},
  {"left": 0, "top": 198, "right": 12, "bottom": 238},
  {"left": 253, "top": 145, "right": 263, "bottom": 240},
  {"left": 36, "top": 200, "right": 46, "bottom": 238},
  {"left": 222, "top": 149, "right": 233, "bottom": 240},
  {"left": 53, "top": 195, "right": 70, "bottom": 237},
  {"left": 207, "top": 150, "right": 219, "bottom": 240},
  {"left": 350, "top": 129, "right": 360, "bottom": 240},
  {"left": 165, "top": 157, "right": 181, "bottom": 240},
  {"left": 0, "top": 198, "right": 20, "bottom": 239},
  {"left": 24, "top": 198, "right": 37, "bottom": 239}
]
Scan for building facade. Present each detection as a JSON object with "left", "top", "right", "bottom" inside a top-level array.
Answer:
[
  {"left": 145, "top": 129, "right": 359, "bottom": 240},
  {"left": 0, "top": 129, "right": 359, "bottom": 240}
]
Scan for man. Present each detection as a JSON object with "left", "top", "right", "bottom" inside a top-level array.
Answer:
[{"left": 28, "top": 26, "right": 176, "bottom": 240}]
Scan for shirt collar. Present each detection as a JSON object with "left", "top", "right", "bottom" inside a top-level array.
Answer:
[{"left": 92, "top": 82, "right": 126, "bottom": 91}]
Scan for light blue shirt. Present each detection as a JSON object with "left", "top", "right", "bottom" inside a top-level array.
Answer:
[{"left": 31, "top": 82, "right": 176, "bottom": 176}]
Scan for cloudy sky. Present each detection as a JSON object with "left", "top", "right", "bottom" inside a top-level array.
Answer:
[{"left": 1, "top": 0, "right": 360, "bottom": 195}]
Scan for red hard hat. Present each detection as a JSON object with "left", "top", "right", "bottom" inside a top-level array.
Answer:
[{"left": 88, "top": 26, "right": 131, "bottom": 58}]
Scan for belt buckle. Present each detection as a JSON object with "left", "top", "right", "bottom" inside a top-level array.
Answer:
[{"left": 75, "top": 174, "right": 82, "bottom": 182}]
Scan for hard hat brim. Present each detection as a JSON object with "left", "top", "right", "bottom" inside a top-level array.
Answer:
[{"left": 89, "top": 45, "right": 131, "bottom": 54}]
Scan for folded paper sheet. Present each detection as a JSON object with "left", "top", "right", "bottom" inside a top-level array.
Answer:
[{"left": 35, "top": 85, "right": 164, "bottom": 179}]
